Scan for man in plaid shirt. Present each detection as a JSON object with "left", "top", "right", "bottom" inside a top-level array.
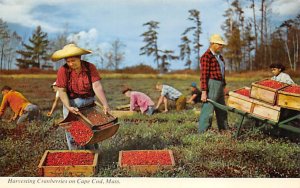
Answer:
[
  {"left": 198, "top": 34, "right": 228, "bottom": 133},
  {"left": 155, "top": 82, "right": 186, "bottom": 112}
]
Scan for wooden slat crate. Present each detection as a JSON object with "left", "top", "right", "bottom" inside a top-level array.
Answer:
[
  {"left": 227, "top": 87, "right": 254, "bottom": 113},
  {"left": 118, "top": 150, "right": 175, "bottom": 174},
  {"left": 250, "top": 79, "right": 288, "bottom": 105},
  {"left": 277, "top": 85, "right": 300, "bottom": 111},
  {"left": 38, "top": 150, "right": 98, "bottom": 177},
  {"left": 252, "top": 99, "right": 281, "bottom": 122}
]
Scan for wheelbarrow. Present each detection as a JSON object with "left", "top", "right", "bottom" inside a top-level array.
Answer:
[
  {"left": 59, "top": 102, "right": 119, "bottom": 145},
  {"left": 207, "top": 99, "right": 300, "bottom": 138}
]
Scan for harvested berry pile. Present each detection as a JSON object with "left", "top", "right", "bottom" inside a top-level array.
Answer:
[
  {"left": 45, "top": 152, "right": 94, "bottom": 166},
  {"left": 282, "top": 85, "right": 300, "bottom": 94},
  {"left": 85, "top": 111, "right": 112, "bottom": 125},
  {"left": 67, "top": 121, "right": 93, "bottom": 146},
  {"left": 121, "top": 150, "right": 173, "bottom": 165},
  {"left": 235, "top": 88, "right": 250, "bottom": 97},
  {"left": 257, "top": 79, "right": 286, "bottom": 90}
]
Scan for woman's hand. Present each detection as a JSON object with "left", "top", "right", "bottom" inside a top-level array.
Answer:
[
  {"left": 68, "top": 107, "right": 79, "bottom": 114},
  {"left": 103, "top": 105, "right": 111, "bottom": 115}
]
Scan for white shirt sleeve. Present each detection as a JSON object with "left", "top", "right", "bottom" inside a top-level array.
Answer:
[{"left": 271, "top": 72, "right": 295, "bottom": 85}]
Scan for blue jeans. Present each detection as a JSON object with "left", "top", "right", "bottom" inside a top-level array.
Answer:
[
  {"left": 63, "top": 97, "right": 100, "bottom": 151},
  {"left": 198, "top": 79, "right": 228, "bottom": 133},
  {"left": 17, "top": 104, "right": 39, "bottom": 125},
  {"left": 145, "top": 105, "right": 155, "bottom": 116}
]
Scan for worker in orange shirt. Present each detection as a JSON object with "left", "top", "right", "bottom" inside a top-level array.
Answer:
[{"left": 0, "top": 86, "right": 39, "bottom": 125}]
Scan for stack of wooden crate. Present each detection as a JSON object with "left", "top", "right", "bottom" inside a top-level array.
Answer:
[{"left": 227, "top": 79, "right": 300, "bottom": 122}]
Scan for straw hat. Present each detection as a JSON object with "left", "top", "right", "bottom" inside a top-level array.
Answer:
[
  {"left": 209, "top": 34, "right": 227, "bottom": 45},
  {"left": 51, "top": 44, "right": 92, "bottom": 62}
]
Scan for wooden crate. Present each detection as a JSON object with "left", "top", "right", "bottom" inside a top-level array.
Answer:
[
  {"left": 118, "top": 150, "right": 175, "bottom": 174},
  {"left": 38, "top": 150, "right": 98, "bottom": 177},
  {"left": 277, "top": 86, "right": 300, "bottom": 111},
  {"left": 227, "top": 87, "right": 254, "bottom": 113},
  {"left": 252, "top": 99, "right": 281, "bottom": 122},
  {"left": 250, "top": 79, "right": 288, "bottom": 105}
]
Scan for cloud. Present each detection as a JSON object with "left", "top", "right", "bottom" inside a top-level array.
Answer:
[
  {"left": 0, "top": 0, "right": 84, "bottom": 32},
  {"left": 67, "top": 28, "right": 99, "bottom": 48},
  {"left": 272, "top": 0, "right": 300, "bottom": 16}
]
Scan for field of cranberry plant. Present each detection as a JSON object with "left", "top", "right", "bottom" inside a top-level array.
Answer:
[{"left": 0, "top": 74, "right": 299, "bottom": 177}]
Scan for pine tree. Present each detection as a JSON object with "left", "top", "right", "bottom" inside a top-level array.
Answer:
[
  {"left": 16, "top": 26, "right": 49, "bottom": 69},
  {"left": 160, "top": 50, "right": 178, "bottom": 72},
  {"left": 222, "top": 0, "right": 243, "bottom": 71},
  {"left": 140, "top": 21, "right": 161, "bottom": 71},
  {"left": 182, "top": 9, "right": 202, "bottom": 68},
  {"left": 179, "top": 36, "right": 192, "bottom": 69}
]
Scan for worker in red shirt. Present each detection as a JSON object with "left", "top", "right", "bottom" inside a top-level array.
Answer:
[
  {"left": 199, "top": 34, "right": 228, "bottom": 133},
  {"left": 51, "top": 44, "right": 110, "bottom": 150},
  {"left": 0, "top": 86, "right": 39, "bottom": 125}
]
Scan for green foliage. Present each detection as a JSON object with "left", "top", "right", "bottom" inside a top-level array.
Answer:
[
  {"left": 16, "top": 26, "right": 50, "bottom": 69},
  {"left": 0, "top": 76, "right": 299, "bottom": 177},
  {"left": 182, "top": 9, "right": 203, "bottom": 65}
]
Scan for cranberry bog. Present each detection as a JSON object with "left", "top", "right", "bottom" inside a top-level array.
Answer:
[{"left": 0, "top": 73, "right": 300, "bottom": 177}]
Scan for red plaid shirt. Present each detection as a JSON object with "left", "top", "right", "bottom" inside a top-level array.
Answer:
[
  {"left": 200, "top": 49, "right": 226, "bottom": 91},
  {"left": 56, "top": 61, "right": 101, "bottom": 99}
]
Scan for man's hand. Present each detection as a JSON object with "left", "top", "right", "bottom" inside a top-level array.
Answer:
[
  {"left": 201, "top": 91, "right": 208, "bottom": 102},
  {"left": 224, "top": 88, "right": 229, "bottom": 96}
]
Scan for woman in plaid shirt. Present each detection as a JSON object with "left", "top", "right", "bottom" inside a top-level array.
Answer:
[{"left": 198, "top": 34, "right": 228, "bottom": 133}]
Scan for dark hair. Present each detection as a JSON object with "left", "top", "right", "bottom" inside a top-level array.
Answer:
[
  {"left": 122, "top": 87, "right": 132, "bottom": 94},
  {"left": 1, "top": 85, "right": 12, "bottom": 91},
  {"left": 270, "top": 63, "right": 286, "bottom": 72}
]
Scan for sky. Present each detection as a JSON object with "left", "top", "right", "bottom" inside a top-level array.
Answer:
[{"left": 0, "top": 0, "right": 299, "bottom": 70}]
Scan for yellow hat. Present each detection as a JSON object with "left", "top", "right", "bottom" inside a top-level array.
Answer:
[
  {"left": 51, "top": 44, "right": 92, "bottom": 62},
  {"left": 209, "top": 34, "right": 227, "bottom": 45}
]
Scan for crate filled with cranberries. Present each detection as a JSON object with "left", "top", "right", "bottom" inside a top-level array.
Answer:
[
  {"left": 250, "top": 79, "right": 289, "bottom": 105},
  {"left": 227, "top": 87, "right": 254, "bottom": 113},
  {"left": 277, "top": 85, "right": 300, "bottom": 111},
  {"left": 118, "top": 150, "right": 175, "bottom": 174},
  {"left": 38, "top": 150, "right": 98, "bottom": 177}
]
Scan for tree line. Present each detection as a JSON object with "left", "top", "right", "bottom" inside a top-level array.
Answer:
[
  {"left": 0, "top": 21, "right": 126, "bottom": 71},
  {"left": 140, "top": 1, "right": 299, "bottom": 73},
  {"left": 0, "top": 0, "right": 299, "bottom": 72},
  {"left": 222, "top": 0, "right": 299, "bottom": 72}
]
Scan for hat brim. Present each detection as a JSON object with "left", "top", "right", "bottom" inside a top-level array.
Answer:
[
  {"left": 211, "top": 40, "right": 227, "bottom": 45},
  {"left": 51, "top": 47, "right": 92, "bottom": 62}
]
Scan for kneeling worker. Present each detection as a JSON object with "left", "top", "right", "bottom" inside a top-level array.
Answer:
[
  {"left": 187, "top": 82, "right": 201, "bottom": 104},
  {"left": 122, "top": 87, "right": 155, "bottom": 115},
  {"left": 0, "top": 86, "right": 39, "bottom": 125},
  {"left": 155, "top": 82, "right": 186, "bottom": 113}
]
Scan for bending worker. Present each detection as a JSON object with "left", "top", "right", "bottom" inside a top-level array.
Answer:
[{"left": 51, "top": 43, "right": 110, "bottom": 150}]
